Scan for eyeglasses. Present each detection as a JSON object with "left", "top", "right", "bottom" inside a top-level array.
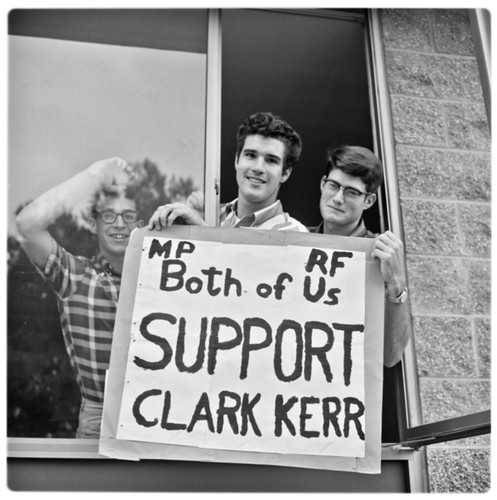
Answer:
[
  {"left": 323, "top": 179, "right": 372, "bottom": 201},
  {"left": 98, "top": 210, "right": 138, "bottom": 224}
]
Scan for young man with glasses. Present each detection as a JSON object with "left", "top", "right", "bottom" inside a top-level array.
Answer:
[
  {"left": 16, "top": 157, "right": 143, "bottom": 438},
  {"left": 310, "top": 145, "right": 411, "bottom": 367}
]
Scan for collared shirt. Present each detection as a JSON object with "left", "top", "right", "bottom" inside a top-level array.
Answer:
[
  {"left": 220, "top": 199, "right": 308, "bottom": 232},
  {"left": 309, "top": 219, "right": 376, "bottom": 238},
  {"left": 37, "top": 244, "right": 121, "bottom": 403}
]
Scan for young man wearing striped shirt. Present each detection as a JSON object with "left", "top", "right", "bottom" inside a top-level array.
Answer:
[
  {"left": 148, "top": 112, "right": 308, "bottom": 232},
  {"left": 16, "top": 158, "right": 143, "bottom": 438}
]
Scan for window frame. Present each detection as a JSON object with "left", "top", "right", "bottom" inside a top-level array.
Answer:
[
  {"left": 469, "top": 9, "right": 491, "bottom": 131},
  {"left": 203, "top": 9, "right": 222, "bottom": 226},
  {"left": 7, "top": 7, "right": 212, "bottom": 456}
]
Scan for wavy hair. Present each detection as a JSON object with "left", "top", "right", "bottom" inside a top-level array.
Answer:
[
  {"left": 236, "top": 112, "right": 302, "bottom": 173},
  {"left": 325, "top": 145, "right": 384, "bottom": 193}
]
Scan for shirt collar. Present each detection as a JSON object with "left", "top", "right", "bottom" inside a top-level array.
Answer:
[
  {"left": 93, "top": 251, "right": 121, "bottom": 277},
  {"left": 225, "top": 199, "right": 284, "bottom": 227},
  {"left": 348, "top": 219, "right": 370, "bottom": 237},
  {"left": 313, "top": 219, "right": 370, "bottom": 237}
]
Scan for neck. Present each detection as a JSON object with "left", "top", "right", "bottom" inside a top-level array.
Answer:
[
  {"left": 236, "top": 195, "right": 277, "bottom": 218},
  {"left": 101, "top": 250, "right": 125, "bottom": 274},
  {"left": 322, "top": 219, "right": 361, "bottom": 237}
]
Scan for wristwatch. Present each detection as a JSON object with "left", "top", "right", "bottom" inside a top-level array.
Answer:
[{"left": 386, "top": 287, "right": 408, "bottom": 304}]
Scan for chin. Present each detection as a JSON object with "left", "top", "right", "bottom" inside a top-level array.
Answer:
[
  {"left": 244, "top": 183, "right": 266, "bottom": 193},
  {"left": 107, "top": 242, "right": 128, "bottom": 254},
  {"left": 322, "top": 211, "right": 338, "bottom": 222},
  {"left": 243, "top": 191, "right": 267, "bottom": 204}
]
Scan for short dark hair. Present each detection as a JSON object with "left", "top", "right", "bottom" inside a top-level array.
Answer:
[
  {"left": 236, "top": 112, "right": 302, "bottom": 172},
  {"left": 90, "top": 188, "right": 138, "bottom": 219},
  {"left": 325, "top": 145, "right": 384, "bottom": 193}
]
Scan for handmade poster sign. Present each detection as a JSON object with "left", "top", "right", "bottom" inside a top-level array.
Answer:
[{"left": 99, "top": 226, "right": 385, "bottom": 473}]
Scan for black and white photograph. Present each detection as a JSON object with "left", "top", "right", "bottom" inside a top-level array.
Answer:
[{"left": 5, "top": 5, "right": 491, "bottom": 494}]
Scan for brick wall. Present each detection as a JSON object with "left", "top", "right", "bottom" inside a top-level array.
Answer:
[{"left": 379, "top": 9, "right": 491, "bottom": 493}]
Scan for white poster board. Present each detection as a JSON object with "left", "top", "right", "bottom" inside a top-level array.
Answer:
[{"left": 99, "top": 226, "right": 385, "bottom": 473}]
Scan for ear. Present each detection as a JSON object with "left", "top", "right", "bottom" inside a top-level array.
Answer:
[
  {"left": 320, "top": 175, "right": 327, "bottom": 192},
  {"left": 88, "top": 216, "right": 98, "bottom": 234},
  {"left": 363, "top": 193, "right": 377, "bottom": 210},
  {"left": 137, "top": 220, "right": 145, "bottom": 228},
  {"left": 280, "top": 167, "right": 292, "bottom": 184}
]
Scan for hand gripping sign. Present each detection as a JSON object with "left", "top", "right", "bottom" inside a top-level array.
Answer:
[{"left": 99, "top": 226, "right": 384, "bottom": 473}]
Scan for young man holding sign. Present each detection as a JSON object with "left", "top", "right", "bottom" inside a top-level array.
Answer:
[
  {"left": 148, "top": 111, "right": 308, "bottom": 232},
  {"left": 16, "top": 158, "right": 144, "bottom": 438},
  {"left": 310, "top": 145, "right": 411, "bottom": 367}
]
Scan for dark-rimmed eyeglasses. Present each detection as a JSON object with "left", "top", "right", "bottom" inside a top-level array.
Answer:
[
  {"left": 97, "top": 210, "right": 138, "bottom": 224},
  {"left": 323, "top": 179, "right": 372, "bottom": 201}
]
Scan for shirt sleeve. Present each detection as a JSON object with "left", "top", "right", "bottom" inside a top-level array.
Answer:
[{"left": 36, "top": 243, "right": 86, "bottom": 299}]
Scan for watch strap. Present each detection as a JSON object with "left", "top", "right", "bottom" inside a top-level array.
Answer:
[{"left": 386, "top": 287, "right": 408, "bottom": 304}]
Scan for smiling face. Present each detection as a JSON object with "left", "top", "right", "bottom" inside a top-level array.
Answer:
[
  {"left": 235, "top": 134, "right": 291, "bottom": 216},
  {"left": 89, "top": 195, "right": 143, "bottom": 262},
  {"left": 319, "top": 168, "right": 376, "bottom": 236}
]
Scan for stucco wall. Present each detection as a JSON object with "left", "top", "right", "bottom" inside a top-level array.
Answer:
[{"left": 379, "top": 9, "right": 491, "bottom": 493}]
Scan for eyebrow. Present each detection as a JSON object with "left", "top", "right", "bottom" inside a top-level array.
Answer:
[
  {"left": 326, "top": 178, "right": 364, "bottom": 190},
  {"left": 102, "top": 209, "right": 136, "bottom": 212},
  {"left": 244, "top": 148, "right": 282, "bottom": 161}
]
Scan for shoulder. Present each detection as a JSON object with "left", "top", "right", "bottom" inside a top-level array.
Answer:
[
  {"left": 286, "top": 217, "right": 309, "bottom": 232},
  {"left": 49, "top": 245, "right": 99, "bottom": 283},
  {"left": 352, "top": 219, "right": 377, "bottom": 239},
  {"left": 35, "top": 243, "right": 94, "bottom": 297},
  {"left": 43, "top": 242, "right": 89, "bottom": 270},
  {"left": 284, "top": 219, "right": 309, "bottom": 232}
]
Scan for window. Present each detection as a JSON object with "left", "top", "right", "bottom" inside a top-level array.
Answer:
[
  {"left": 8, "top": 8, "right": 209, "bottom": 440},
  {"left": 7, "top": 2, "right": 400, "bottom": 461}
]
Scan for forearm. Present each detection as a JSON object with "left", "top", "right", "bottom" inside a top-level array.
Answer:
[
  {"left": 16, "top": 157, "right": 128, "bottom": 266},
  {"left": 16, "top": 158, "right": 126, "bottom": 237},
  {"left": 383, "top": 300, "right": 412, "bottom": 367},
  {"left": 17, "top": 171, "right": 98, "bottom": 235},
  {"left": 371, "top": 231, "right": 412, "bottom": 366},
  {"left": 16, "top": 169, "right": 101, "bottom": 267}
]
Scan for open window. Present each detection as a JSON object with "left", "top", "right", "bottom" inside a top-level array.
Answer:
[
  {"left": 218, "top": 8, "right": 402, "bottom": 449},
  {"left": 7, "top": 7, "right": 490, "bottom": 493}
]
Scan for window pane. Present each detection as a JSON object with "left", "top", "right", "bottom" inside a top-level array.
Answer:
[
  {"left": 220, "top": 9, "right": 378, "bottom": 230},
  {"left": 8, "top": 11, "right": 207, "bottom": 438}
]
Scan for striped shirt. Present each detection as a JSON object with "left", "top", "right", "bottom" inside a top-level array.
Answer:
[
  {"left": 220, "top": 199, "right": 308, "bottom": 232},
  {"left": 37, "top": 244, "right": 120, "bottom": 403}
]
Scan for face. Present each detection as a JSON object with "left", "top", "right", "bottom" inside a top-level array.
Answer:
[
  {"left": 319, "top": 169, "right": 376, "bottom": 232},
  {"left": 90, "top": 196, "right": 143, "bottom": 259},
  {"left": 235, "top": 134, "right": 291, "bottom": 209}
]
